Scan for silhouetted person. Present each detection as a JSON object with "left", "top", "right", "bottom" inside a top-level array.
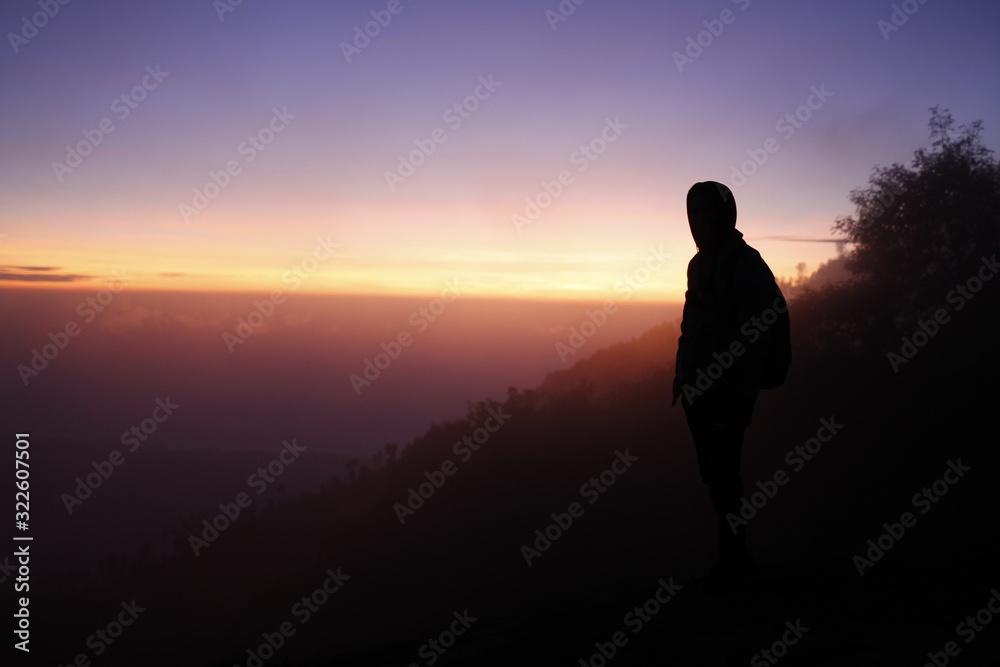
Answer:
[{"left": 672, "top": 181, "right": 790, "bottom": 583}]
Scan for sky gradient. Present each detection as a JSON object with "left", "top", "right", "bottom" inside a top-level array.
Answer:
[{"left": 2, "top": 0, "right": 999, "bottom": 301}]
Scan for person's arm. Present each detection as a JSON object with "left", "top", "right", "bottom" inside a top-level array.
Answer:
[
  {"left": 672, "top": 258, "right": 698, "bottom": 406},
  {"left": 672, "top": 296, "right": 688, "bottom": 406}
]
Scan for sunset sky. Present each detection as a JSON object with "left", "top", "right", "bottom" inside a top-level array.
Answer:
[{"left": 2, "top": 0, "right": 999, "bottom": 301}]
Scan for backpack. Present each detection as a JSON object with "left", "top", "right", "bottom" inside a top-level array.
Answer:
[{"left": 716, "top": 241, "right": 792, "bottom": 390}]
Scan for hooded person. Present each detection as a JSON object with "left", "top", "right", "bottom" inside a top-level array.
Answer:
[
  {"left": 672, "top": 180, "right": 788, "bottom": 583},
  {"left": 686, "top": 180, "right": 738, "bottom": 251}
]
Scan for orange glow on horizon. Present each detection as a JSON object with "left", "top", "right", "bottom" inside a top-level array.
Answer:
[
  {"left": 0, "top": 277, "right": 687, "bottom": 304},
  {"left": 3, "top": 205, "right": 838, "bottom": 303}
]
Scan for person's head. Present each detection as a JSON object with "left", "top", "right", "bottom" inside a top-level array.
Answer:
[{"left": 686, "top": 181, "right": 737, "bottom": 250}]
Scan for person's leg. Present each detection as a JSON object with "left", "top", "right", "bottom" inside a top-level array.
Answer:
[
  {"left": 687, "top": 415, "right": 746, "bottom": 554},
  {"left": 708, "top": 423, "right": 746, "bottom": 554}
]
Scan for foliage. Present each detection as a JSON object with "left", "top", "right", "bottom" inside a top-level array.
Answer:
[{"left": 832, "top": 107, "right": 1000, "bottom": 325}]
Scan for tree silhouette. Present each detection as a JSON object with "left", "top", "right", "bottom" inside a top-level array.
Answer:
[{"left": 833, "top": 106, "right": 1000, "bottom": 324}]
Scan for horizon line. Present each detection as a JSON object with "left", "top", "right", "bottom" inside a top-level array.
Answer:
[{"left": 0, "top": 283, "right": 686, "bottom": 306}]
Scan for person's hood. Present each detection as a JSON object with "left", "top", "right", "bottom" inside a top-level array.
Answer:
[{"left": 687, "top": 181, "right": 737, "bottom": 251}]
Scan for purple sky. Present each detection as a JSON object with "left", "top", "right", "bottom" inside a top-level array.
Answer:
[{"left": 2, "top": 0, "right": 999, "bottom": 300}]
